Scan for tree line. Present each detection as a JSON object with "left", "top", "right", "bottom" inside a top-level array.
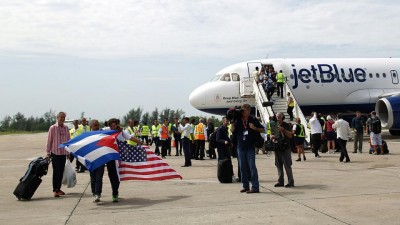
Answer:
[{"left": 0, "top": 107, "right": 221, "bottom": 133}]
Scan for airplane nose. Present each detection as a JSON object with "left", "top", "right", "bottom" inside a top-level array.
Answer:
[{"left": 189, "top": 85, "right": 206, "bottom": 109}]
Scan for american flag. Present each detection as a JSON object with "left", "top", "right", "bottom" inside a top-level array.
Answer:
[{"left": 117, "top": 140, "right": 182, "bottom": 181}]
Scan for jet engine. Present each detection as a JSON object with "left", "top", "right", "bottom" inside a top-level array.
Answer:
[{"left": 375, "top": 96, "right": 400, "bottom": 135}]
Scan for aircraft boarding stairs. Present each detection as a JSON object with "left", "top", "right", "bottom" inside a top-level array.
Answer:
[{"left": 240, "top": 77, "right": 310, "bottom": 143}]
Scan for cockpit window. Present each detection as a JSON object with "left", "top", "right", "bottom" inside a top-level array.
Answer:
[
  {"left": 220, "top": 73, "right": 231, "bottom": 81},
  {"left": 231, "top": 73, "right": 240, "bottom": 81},
  {"left": 210, "top": 75, "right": 221, "bottom": 82}
]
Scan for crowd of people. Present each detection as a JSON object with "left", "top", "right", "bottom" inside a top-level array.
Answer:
[{"left": 45, "top": 105, "right": 385, "bottom": 201}]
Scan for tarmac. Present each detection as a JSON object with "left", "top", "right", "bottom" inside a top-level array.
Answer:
[{"left": 1, "top": 131, "right": 400, "bottom": 225}]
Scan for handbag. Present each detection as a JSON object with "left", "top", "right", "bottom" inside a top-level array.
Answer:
[{"left": 62, "top": 160, "right": 77, "bottom": 188}]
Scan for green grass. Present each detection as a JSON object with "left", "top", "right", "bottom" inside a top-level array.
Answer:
[{"left": 0, "top": 131, "right": 45, "bottom": 135}]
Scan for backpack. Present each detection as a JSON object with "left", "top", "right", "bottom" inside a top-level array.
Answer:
[
  {"left": 209, "top": 127, "right": 219, "bottom": 149},
  {"left": 371, "top": 118, "right": 381, "bottom": 134}
]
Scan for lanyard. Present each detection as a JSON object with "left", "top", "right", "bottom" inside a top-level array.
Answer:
[{"left": 242, "top": 119, "right": 248, "bottom": 130}]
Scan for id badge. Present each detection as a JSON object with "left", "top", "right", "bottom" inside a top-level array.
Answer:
[{"left": 243, "top": 130, "right": 248, "bottom": 140}]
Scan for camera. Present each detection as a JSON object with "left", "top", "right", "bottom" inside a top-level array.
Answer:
[{"left": 226, "top": 106, "right": 242, "bottom": 122}]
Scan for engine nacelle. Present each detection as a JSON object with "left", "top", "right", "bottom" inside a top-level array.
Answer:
[{"left": 375, "top": 96, "right": 400, "bottom": 129}]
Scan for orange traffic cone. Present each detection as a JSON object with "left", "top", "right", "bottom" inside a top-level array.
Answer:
[{"left": 171, "top": 137, "right": 176, "bottom": 147}]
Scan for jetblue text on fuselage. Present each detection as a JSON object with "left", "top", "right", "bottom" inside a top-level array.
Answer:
[{"left": 291, "top": 64, "right": 367, "bottom": 89}]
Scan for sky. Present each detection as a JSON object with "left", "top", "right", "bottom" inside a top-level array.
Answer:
[{"left": 1, "top": 0, "right": 400, "bottom": 122}]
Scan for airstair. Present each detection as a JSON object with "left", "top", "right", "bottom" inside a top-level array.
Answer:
[{"left": 240, "top": 77, "right": 311, "bottom": 143}]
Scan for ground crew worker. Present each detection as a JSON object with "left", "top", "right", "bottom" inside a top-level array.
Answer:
[
  {"left": 189, "top": 118, "right": 196, "bottom": 159},
  {"left": 159, "top": 118, "right": 170, "bottom": 158},
  {"left": 167, "top": 122, "right": 173, "bottom": 156},
  {"left": 276, "top": 70, "right": 285, "bottom": 98},
  {"left": 287, "top": 92, "right": 295, "bottom": 121},
  {"left": 293, "top": 118, "right": 306, "bottom": 161},
  {"left": 140, "top": 122, "right": 150, "bottom": 145},
  {"left": 125, "top": 119, "right": 138, "bottom": 146},
  {"left": 194, "top": 118, "right": 207, "bottom": 160},
  {"left": 75, "top": 118, "right": 90, "bottom": 173},
  {"left": 151, "top": 120, "right": 161, "bottom": 155}
]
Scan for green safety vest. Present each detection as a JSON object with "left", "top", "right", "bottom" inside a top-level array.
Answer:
[
  {"left": 277, "top": 72, "right": 285, "bottom": 83},
  {"left": 152, "top": 124, "right": 161, "bottom": 137},
  {"left": 126, "top": 126, "right": 137, "bottom": 146},
  {"left": 141, "top": 125, "right": 149, "bottom": 136},
  {"left": 189, "top": 124, "right": 195, "bottom": 140},
  {"left": 295, "top": 124, "right": 305, "bottom": 137}
]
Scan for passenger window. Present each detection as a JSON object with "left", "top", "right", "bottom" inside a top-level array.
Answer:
[
  {"left": 376, "top": 73, "right": 380, "bottom": 78},
  {"left": 231, "top": 73, "right": 240, "bottom": 81},
  {"left": 383, "top": 73, "right": 386, "bottom": 78},
  {"left": 220, "top": 73, "right": 231, "bottom": 81},
  {"left": 369, "top": 73, "right": 373, "bottom": 78}
]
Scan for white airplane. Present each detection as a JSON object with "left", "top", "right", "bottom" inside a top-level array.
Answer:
[{"left": 189, "top": 58, "right": 400, "bottom": 135}]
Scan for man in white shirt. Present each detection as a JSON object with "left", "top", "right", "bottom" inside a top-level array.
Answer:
[
  {"left": 309, "top": 112, "right": 322, "bottom": 158},
  {"left": 179, "top": 117, "right": 192, "bottom": 167},
  {"left": 332, "top": 114, "right": 352, "bottom": 163}
]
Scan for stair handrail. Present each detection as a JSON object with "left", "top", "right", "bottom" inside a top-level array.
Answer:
[
  {"left": 252, "top": 79, "right": 274, "bottom": 124},
  {"left": 284, "top": 82, "right": 311, "bottom": 142}
]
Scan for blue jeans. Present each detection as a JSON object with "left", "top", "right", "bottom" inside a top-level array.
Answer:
[
  {"left": 90, "top": 165, "right": 105, "bottom": 196},
  {"left": 237, "top": 147, "right": 259, "bottom": 191}
]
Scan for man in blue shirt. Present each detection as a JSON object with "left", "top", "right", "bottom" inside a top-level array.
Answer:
[
  {"left": 351, "top": 111, "right": 364, "bottom": 153},
  {"left": 231, "top": 104, "right": 264, "bottom": 193}
]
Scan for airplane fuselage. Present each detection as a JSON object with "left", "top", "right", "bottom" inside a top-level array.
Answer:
[{"left": 189, "top": 58, "right": 400, "bottom": 133}]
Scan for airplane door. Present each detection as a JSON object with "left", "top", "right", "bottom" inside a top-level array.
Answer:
[
  {"left": 247, "top": 62, "right": 263, "bottom": 77},
  {"left": 390, "top": 70, "right": 399, "bottom": 84}
]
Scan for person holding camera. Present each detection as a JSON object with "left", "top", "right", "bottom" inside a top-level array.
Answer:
[
  {"left": 270, "top": 112, "right": 294, "bottom": 188},
  {"left": 231, "top": 104, "right": 264, "bottom": 193}
]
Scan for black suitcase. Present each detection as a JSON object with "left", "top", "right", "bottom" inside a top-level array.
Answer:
[
  {"left": 13, "top": 157, "right": 50, "bottom": 200},
  {"left": 217, "top": 159, "right": 233, "bottom": 183},
  {"left": 13, "top": 174, "right": 43, "bottom": 200}
]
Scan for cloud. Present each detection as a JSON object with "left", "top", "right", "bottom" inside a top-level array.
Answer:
[{"left": 1, "top": 0, "right": 400, "bottom": 60}]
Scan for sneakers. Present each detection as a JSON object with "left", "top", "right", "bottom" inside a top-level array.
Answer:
[
  {"left": 112, "top": 195, "right": 119, "bottom": 202},
  {"left": 93, "top": 195, "right": 100, "bottom": 203}
]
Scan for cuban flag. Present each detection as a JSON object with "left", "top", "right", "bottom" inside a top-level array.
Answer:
[{"left": 59, "top": 130, "right": 121, "bottom": 171}]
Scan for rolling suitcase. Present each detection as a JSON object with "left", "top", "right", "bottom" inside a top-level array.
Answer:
[
  {"left": 217, "top": 158, "right": 233, "bottom": 183},
  {"left": 13, "top": 157, "right": 50, "bottom": 200}
]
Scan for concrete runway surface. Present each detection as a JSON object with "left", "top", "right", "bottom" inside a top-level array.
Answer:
[{"left": 1, "top": 131, "right": 399, "bottom": 225}]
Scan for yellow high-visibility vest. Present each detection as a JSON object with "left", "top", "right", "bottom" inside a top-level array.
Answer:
[
  {"left": 277, "top": 72, "right": 285, "bottom": 83},
  {"left": 295, "top": 124, "right": 305, "bottom": 137},
  {"left": 152, "top": 124, "right": 161, "bottom": 137},
  {"left": 141, "top": 125, "right": 149, "bottom": 136},
  {"left": 126, "top": 126, "right": 137, "bottom": 146}
]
